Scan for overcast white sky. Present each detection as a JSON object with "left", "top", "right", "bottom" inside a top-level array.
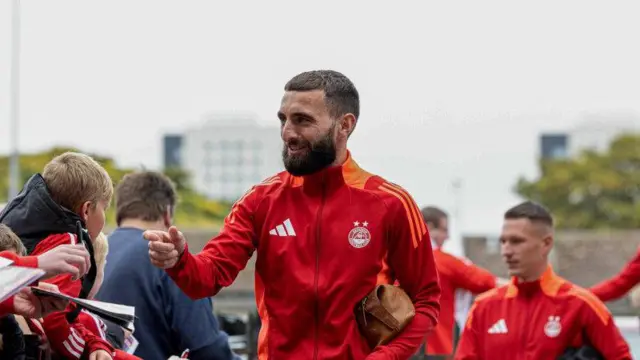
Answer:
[{"left": 1, "top": 0, "right": 639, "bottom": 239}]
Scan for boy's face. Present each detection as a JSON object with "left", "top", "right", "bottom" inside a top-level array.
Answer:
[{"left": 81, "top": 200, "right": 109, "bottom": 241}]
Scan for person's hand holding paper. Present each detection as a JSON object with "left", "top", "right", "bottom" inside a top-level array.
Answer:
[{"left": 13, "top": 282, "right": 68, "bottom": 318}]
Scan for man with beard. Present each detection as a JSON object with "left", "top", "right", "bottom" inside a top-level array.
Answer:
[{"left": 144, "top": 70, "right": 441, "bottom": 360}]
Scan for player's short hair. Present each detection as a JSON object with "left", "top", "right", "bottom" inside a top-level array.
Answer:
[
  {"left": 0, "top": 224, "right": 26, "bottom": 255},
  {"left": 504, "top": 201, "right": 554, "bottom": 227},
  {"left": 115, "top": 171, "right": 177, "bottom": 226},
  {"left": 421, "top": 206, "right": 448, "bottom": 229},
  {"left": 42, "top": 152, "right": 113, "bottom": 212},
  {"left": 285, "top": 70, "right": 360, "bottom": 121}
]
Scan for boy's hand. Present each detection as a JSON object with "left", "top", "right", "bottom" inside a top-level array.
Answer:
[
  {"left": 89, "top": 350, "right": 113, "bottom": 360},
  {"left": 13, "top": 283, "right": 68, "bottom": 318},
  {"left": 145, "top": 226, "right": 186, "bottom": 269},
  {"left": 37, "top": 244, "right": 91, "bottom": 280}
]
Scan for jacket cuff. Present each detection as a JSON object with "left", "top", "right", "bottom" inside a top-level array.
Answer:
[
  {"left": 87, "top": 337, "right": 115, "bottom": 356},
  {"left": 0, "top": 296, "right": 16, "bottom": 315},
  {"left": 171, "top": 242, "right": 190, "bottom": 271},
  {"left": 14, "top": 255, "right": 39, "bottom": 268}
]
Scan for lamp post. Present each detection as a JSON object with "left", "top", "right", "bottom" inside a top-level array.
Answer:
[
  {"left": 8, "top": 0, "right": 21, "bottom": 200},
  {"left": 450, "top": 177, "right": 464, "bottom": 257}
]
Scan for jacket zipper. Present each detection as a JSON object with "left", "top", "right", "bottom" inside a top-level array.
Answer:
[
  {"left": 519, "top": 295, "right": 530, "bottom": 360},
  {"left": 313, "top": 173, "right": 327, "bottom": 360}
]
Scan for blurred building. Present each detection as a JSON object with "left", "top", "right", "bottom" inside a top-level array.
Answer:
[
  {"left": 163, "top": 113, "right": 282, "bottom": 201},
  {"left": 540, "top": 134, "right": 568, "bottom": 160},
  {"left": 163, "top": 134, "right": 183, "bottom": 168},
  {"left": 539, "top": 111, "right": 640, "bottom": 160}
]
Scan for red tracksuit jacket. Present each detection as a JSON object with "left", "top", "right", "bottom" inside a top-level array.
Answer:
[
  {"left": 426, "top": 249, "right": 496, "bottom": 356},
  {"left": 0, "top": 251, "right": 39, "bottom": 316},
  {"left": 166, "top": 152, "right": 441, "bottom": 360},
  {"left": 30, "top": 233, "right": 114, "bottom": 359},
  {"left": 590, "top": 246, "right": 640, "bottom": 302},
  {"left": 454, "top": 266, "right": 631, "bottom": 360}
]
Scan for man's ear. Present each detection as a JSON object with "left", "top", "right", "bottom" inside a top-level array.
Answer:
[
  {"left": 542, "top": 234, "right": 554, "bottom": 254},
  {"left": 340, "top": 114, "right": 357, "bottom": 137}
]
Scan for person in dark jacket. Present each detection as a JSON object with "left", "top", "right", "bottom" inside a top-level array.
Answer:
[{"left": 96, "top": 171, "right": 239, "bottom": 360}]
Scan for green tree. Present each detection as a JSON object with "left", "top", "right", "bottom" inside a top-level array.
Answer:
[
  {"left": 515, "top": 134, "right": 640, "bottom": 229},
  {"left": 0, "top": 148, "right": 230, "bottom": 228}
]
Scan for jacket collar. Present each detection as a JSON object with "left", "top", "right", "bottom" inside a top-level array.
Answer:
[
  {"left": 505, "top": 264, "right": 565, "bottom": 298},
  {"left": 287, "top": 150, "right": 368, "bottom": 196}
]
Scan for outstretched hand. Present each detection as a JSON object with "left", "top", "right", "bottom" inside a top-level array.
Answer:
[{"left": 144, "top": 226, "right": 186, "bottom": 269}]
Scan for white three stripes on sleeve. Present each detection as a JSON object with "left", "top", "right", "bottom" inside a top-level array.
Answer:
[{"left": 62, "top": 328, "right": 85, "bottom": 359}]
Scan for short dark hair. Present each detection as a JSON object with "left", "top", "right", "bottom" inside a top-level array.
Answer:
[
  {"left": 284, "top": 70, "right": 360, "bottom": 121},
  {"left": 504, "top": 201, "right": 554, "bottom": 227},
  {"left": 421, "top": 206, "right": 448, "bottom": 228},
  {"left": 115, "top": 171, "right": 177, "bottom": 226}
]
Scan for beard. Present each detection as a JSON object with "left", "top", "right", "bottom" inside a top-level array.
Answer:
[{"left": 282, "top": 126, "right": 337, "bottom": 176}]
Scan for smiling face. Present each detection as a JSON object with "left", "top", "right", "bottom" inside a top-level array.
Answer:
[
  {"left": 278, "top": 70, "right": 360, "bottom": 176},
  {"left": 278, "top": 90, "right": 340, "bottom": 176}
]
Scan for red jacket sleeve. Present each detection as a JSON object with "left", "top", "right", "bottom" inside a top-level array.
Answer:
[
  {"left": 115, "top": 349, "right": 142, "bottom": 360},
  {"left": 453, "top": 302, "right": 482, "bottom": 360},
  {"left": 40, "top": 271, "right": 113, "bottom": 359},
  {"left": 0, "top": 297, "right": 15, "bottom": 316},
  {"left": 42, "top": 309, "right": 114, "bottom": 359},
  {"left": 0, "top": 250, "right": 38, "bottom": 268},
  {"left": 575, "top": 289, "right": 632, "bottom": 359},
  {"left": 367, "top": 186, "right": 441, "bottom": 360},
  {"left": 166, "top": 186, "right": 259, "bottom": 299},
  {"left": 449, "top": 255, "right": 497, "bottom": 294},
  {"left": 590, "top": 248, "right": 640, "bottom": 302}
]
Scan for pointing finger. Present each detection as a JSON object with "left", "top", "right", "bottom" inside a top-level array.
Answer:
[
  {"left": 149, "top": 249, "right": 179, "bottom": 262},
  {"left": 143, "top": 230, "right": 162, "bottom": 242},
  {"left": 149, "top": 241, "right": 175, "bottom": 253}
]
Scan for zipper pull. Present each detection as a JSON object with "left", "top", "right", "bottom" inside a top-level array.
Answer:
[{"left": 361, "top": 297, "right": 367, "bottom": 326}]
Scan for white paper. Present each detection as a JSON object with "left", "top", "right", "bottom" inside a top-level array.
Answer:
[
  {"left": 78, "top": 298, "right": 135, "bottom": 317},
  {"left": 0, "top": 257, "right": 13, "bottom": 269},
  {"left": 0, "top": 266, "right": 45, "bottom": 303}
]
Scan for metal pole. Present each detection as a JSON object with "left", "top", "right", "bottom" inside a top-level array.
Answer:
[
  {"left": 9, "top": 0, "right": 21, "bottom": 200},
  {"left": 451, "top": 178, "right": 464, "bottom": 256}
]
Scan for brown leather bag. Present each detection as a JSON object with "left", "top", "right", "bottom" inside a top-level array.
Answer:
[{"left": 354, "top": 284, "right": 416, "bottom": 349}]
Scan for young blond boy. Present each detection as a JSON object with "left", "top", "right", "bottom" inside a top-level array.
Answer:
[{"left": 0, "top": 152, "right": 115, "bottom": 360}]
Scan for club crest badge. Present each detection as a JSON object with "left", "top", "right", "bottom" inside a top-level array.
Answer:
[
  {"left": 348, "top": 221, "right": 371, "bottom": 248},
  {"left": 544, "top": 316, "right": 562, "bottom": 338}
]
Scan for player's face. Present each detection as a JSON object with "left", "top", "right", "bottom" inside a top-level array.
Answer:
[
  {"left": 428, "top": 217, "right": 449, "bottom": 248},
  {"left": 500, "top": 218, "right": 552, "bottom": 281},
  {"left": 278, "top": 90, "right": 338, "bottom": 176}
]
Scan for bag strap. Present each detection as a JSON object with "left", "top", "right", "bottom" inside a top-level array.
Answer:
[{"left": 66, "top": 221, "right": 97, "bottom": 324}]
